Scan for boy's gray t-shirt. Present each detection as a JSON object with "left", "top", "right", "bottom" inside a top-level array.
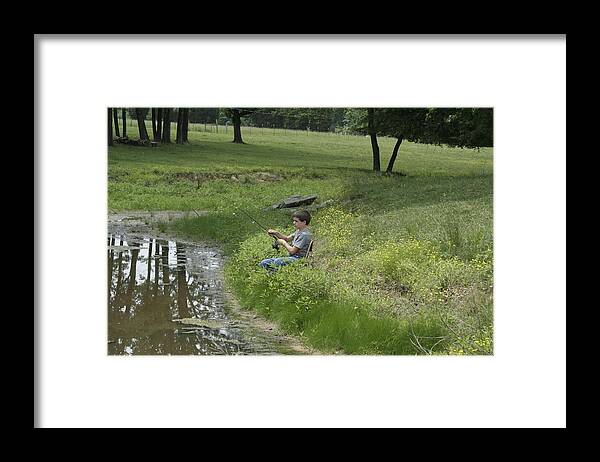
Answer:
[{"left": 291, "top": 228, "right": 312, "bottom": 257}]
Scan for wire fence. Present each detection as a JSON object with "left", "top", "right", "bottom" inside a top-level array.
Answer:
[
  {"left": 120, "top": 118, "right": 365, "bottom": 139},
  {"left": 115, "top": 119, "right": 490, "bottom": 154}
]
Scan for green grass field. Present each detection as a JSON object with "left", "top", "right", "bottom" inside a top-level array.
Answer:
[{"left": 108, "top": 123, "right": 493, "bottom": 355}]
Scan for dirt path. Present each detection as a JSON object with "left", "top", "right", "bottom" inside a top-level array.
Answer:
[{"left": 221, "top": 288, "right": 317, "bottom": 355}]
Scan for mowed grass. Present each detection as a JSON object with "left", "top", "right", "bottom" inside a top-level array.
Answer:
[{"left": 109, "top": 122, "right": 493, "bottom": 355}]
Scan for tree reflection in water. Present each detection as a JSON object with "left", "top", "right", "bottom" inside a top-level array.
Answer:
[{"left": 107, "top": 233, "right": 256, "bottom": 355}]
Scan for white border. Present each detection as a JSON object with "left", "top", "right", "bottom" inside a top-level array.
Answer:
[{"left": 36, "top": 35, "right": 566, "bottom": 428}]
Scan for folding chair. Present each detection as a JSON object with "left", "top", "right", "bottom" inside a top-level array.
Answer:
[{"left": 304, "top": 240, "right": 315, "bottom": 262}]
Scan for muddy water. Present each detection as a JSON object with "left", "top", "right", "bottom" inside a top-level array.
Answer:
[{"left": 107, "top": 226, "right": 295, "bottom": 355}]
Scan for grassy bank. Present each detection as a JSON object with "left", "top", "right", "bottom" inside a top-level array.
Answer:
[{"left": 108, "top": 125, "right": 493, "bottom": 354}]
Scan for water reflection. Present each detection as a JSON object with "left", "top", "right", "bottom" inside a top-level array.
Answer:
[{"left": 107, "top": 233, "right": 266, "bottom": 355}]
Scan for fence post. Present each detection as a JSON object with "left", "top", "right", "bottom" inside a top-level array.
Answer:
[{"left": 215, "top": 119, "right": 218, "bottom": 133}]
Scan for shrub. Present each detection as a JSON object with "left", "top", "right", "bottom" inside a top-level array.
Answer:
[
  {"left": 361, "top": 238, "right": 487, "bottom": 304},
  {"left": 470, "top": 246, "right": 493, "bottom": 284},
  {"left": 313, "top": 207, "right": 355, "bottom": 256},
  {"left": 265, "top": 264, "right": 330, "bottom": 308},
  {"left": 447, "top": 324, "right": 493, "bottom": 355},
  {"left": 225, "top": 224, "right": 490, "bottom": 355}
]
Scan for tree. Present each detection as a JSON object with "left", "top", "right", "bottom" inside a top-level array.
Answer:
[
  {"left": 156, "top": 108, "right": 163, "bottom": 141},
  {"left": 182, "top": 108, "right": 190, "bottom": 143},
  {"left": 231, "top": 108, "right": 244, "bottom": 143},
  {"left": 151, "top": 108, "right": 157, "bottom": 141},
  {"left": 375, "top": 108, "right": 429, "bottom": 174},
  {"left": 176, "top": 108, "right": 183, "bottom": 144},
  {"left": 122, "top": 109, "right": 127, "bottom": 138},
  {"left": 243, "top": 108, "right": 344, "bottom": 132},
  {"left": 108, "top": 108, "right": 113, "bottom": 146},
  {"left": 343, "top": 108, "right": 493, "bottom": 174},
  {"left": 175, "top": 108, "right": 190, "bottom": 144},
  {"left": 188, "top": 108, "right": 218, "bottom": 123},
  {"left": 368, "top": 109, "right": 381, "bottom": 172},
  {"left": 343, "top": 108, "right": 381, "bottom": 172},
  {"left": 113, "top": 108, "right": 120, "bottom": 138},
  {"left": 386, "top": 135, "right": 404, "bottom": 174},
  {"left": 424, "top": 108, "right": 493, "bottom": 149},
  {"left": 224, "top": 108, "right": 255, "bottom": 143},
  {"left": 162, "top": 108, "right": 171, "bottom": 144},
  {"left": 376, "top": 108, "right": 493, "bottom": 174},
  {"left": 135, "top": 108, "right": 150, "bottom": 141}
]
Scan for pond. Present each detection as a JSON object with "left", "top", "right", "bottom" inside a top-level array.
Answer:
[{"left": 107, "top": 224, "right": 302, "bottom": 355}]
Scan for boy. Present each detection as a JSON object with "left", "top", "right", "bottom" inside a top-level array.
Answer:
[{"left": 258, "top": 210, "right": 312, "bottom": 272}]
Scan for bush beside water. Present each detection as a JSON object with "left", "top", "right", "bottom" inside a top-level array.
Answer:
[{"left": 222, "top": 208, "right": 493, "bottom": 355}]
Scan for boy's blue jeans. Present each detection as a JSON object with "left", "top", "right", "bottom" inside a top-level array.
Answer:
[{"left": 259, "top": 255, "right": 301, "bottom": 272}]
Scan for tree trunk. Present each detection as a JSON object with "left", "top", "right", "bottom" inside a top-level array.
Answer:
[
  {"left": 232, "top": 109, "right": 244, "bottom": 143},
  {"left": 161, "top": 240, "right": 171, "bottom": 297},
  {"left": 368, "top": 108, "right": 380, "bottom": 172},
  {"left": 153, "top": 240, "right": 160, "bottom": 298},
  {"left": 136, "top": 108, "right": 149, "bottom": 141},
  {"left": 122, "top": 109, "right": 127, "bottom": 138},
  {"left": 176, "top": 243, "right": 189, "bottom": 318},
  {"left": 176, "top": 108, "right": 183, "bottom": 144},
  {"left": 162, "top": 109, "right": 171, "bottom": 144},
  {"left": 108, "top": 108, "right": 113, "bottom": 146},
  {"left": 108, "top": 235, "right": 115, "bottom": 301},
  {"left": 125, "top": 244, "right": 139, "bottom": 313},
  {"left": 156, "top": 108, "right": 163, "bottom": 141},
  {"left": 386, "top": 135, "right": 404, "bottom": 174},
  {"left": 113, "top": 108, "right": 120, "bottom": 138},
  {"left": 182, "top": 108, "right": 189, "bottom": 143},
  {"left": 115, "top": 239, "right": 124, "bottom": 298},
  {"left": 147, "top": 240, "right": 153, "bottom": 286},
  {"left": 151, "top": 108, "right": 157, "bottom": 141}
]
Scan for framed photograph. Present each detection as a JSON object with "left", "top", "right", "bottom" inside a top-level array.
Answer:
[{"left": 35, "top": 35, "right": 566, "bottom": 428}]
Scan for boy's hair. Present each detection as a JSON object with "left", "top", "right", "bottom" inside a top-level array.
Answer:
[{"left": 292, "top": 210, "right": 311, "bottom": 225}]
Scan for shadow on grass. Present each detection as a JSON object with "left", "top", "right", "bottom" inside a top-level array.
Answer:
[
  {"left": 109, "top": 137, "right": 372, "bottom": 175},
  {"left": 337, "top": 173, "right": 493, "bottom": 214}
]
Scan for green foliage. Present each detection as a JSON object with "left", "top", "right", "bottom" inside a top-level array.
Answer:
[
  {"left": 447, "top": 324, "right": 493, "bottom": 355},
  {"left": 312, "top": 207, "right": 356, "bottom": 256},
  {"left": 373, "top": 108, "right": 493, "bottom": 148},
  {"left": 425, "top": 108, "right": 493, "bottom": 148},
  {"left": 243, "top": 108, "right": 346, "bottom": 132},
  {"left": 375, "top": 108, "right": 430, "bottom": 141},
  {"left": 470, "top": 246, "right": 493, "bottom": 283},
  {"left": 222, "top": 228, "right": 442, "bottom": 354},
  {"left": 342, "top": 108, "right": 369, "bottom": 134},
  {"left": 223, "top": 228, "right": 484, "bottom": 354},
  {"left": 188, "top": 108, "right": 219, "bottom": 123},
  {"left": 361, "top": 238, "right": 486, "bottom": 305}
]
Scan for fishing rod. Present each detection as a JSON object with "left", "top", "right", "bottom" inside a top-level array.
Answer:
[{"left": 233, "top": 207, "right": 280, "bottom": 250}]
